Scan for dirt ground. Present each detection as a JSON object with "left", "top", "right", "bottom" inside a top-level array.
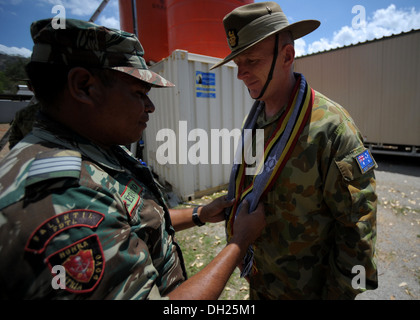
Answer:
[
  {"left": 355, "top": 154, "right": 420, "bottom": 300},
  {"left": 0, "top": 123, "right": 419, "bottom": 300}
]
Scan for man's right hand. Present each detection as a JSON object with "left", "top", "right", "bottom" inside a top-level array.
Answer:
[
  {"left": 166, "top": 199, "right": 265, "bottom": 300},
  {"left": 230, "top": 200, "right": 266, "bottom": 250}
]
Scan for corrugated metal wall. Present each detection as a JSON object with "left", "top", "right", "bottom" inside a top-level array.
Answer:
[
  {"left": 295, "top": 30, "right": 420, "bottom": 147},
  {"left": 145, "top": 50, "right": 253, "bottom": 200}
]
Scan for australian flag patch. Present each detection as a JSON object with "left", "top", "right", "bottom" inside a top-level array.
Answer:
[{"left": 355, "top": 149, "right": 376, "bottom": 174}]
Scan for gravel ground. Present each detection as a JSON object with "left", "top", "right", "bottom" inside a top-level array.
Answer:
[{"left": 356, "top": 154, "right": 420, "bottom": 300}]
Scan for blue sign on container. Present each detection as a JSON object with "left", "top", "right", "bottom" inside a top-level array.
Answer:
[{"left": 196, "top": 71, "right": 216, "bottom": 98}]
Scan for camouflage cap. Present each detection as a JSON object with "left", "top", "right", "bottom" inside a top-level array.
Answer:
[{"left": 30, "top": 18, "right": 174, "bottom": 88}]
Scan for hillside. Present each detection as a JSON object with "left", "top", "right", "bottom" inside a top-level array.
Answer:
[
  {"left": 0, "top": 53, "right": 30, "bottom": 94},
  {"left": 0, "top": 53, "right": 29, "bottom": 71}
]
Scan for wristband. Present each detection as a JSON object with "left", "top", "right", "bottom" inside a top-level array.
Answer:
[{"left": 192, "top": 206, "right": 205, "bottom": 227}]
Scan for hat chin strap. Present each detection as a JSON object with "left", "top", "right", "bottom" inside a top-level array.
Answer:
[{"left": 254, "top": 33, "right": 279, "bottom": 100}]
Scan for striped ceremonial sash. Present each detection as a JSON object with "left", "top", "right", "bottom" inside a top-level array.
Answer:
[{"left": 226, "top": 73, "right": 314, "bottom": 277}]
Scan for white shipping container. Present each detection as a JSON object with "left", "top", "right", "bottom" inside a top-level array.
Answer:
[
  {"left": 144, "top": 50, "right": 253, "bottom": 201},
  {"left": 295, "top": 30, "right": 420, "bottom": 156}
]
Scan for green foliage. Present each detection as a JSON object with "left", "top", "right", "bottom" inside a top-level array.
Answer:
[
  {"left": 0, "top": 71, "right": 10, "bottom": 93},
  {"left": 0, "top": 54, "right": 30, "bottom": 94}
]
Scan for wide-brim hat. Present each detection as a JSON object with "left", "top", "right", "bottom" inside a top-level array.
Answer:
[
  {"left": 210, "top": 1, "right": 320, "bottom": 70},
  {"left": 30, "top": 19, "right": 174, "bottom": 88}
]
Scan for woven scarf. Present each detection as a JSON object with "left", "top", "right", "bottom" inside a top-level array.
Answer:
[{"left": 226, "top": 73, "right": 314, "bottom": 277}]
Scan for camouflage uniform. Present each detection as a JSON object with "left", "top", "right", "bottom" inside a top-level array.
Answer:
[
  {"left": 0, "top": 114, "right": 186, "bottom": 299},
  {"left": 209, "top": 1, "right": 377, "bottom": 299},
  {"left": 8, "top": 98, "right": 40, "bottom": 149},
  {"left": 0, "top": 19, "right": 183, "bottom": 299},
  {"left": 29, "top": 19, "right": 174, "bottom": 88},
  {"left": 247, "top": 90, "right": 378, "bottom": 299}
]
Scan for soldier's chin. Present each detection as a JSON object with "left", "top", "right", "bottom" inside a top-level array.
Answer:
[
  {"left": 139, "top": 122, "right": 147, "bottom": 132},
  {"left": 249, "top": 89, "right": 263, "bottom": 100}
]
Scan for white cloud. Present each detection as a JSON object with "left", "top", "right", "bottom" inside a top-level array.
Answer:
[
  {"left": 97, "top": 15, "right": 120, "bottom": 29},
  {"left": 0, "top": 44, "right": 31, "bottom": 57},
  {"left": 39, "top": 0, "right": 102, "bottom": 17},
  {"left": 96, "top": 0, "right": 120, "bottom": 28},
  {"left": 38, "top": 0, "right": 120, "bottom": 26},
  {"left": 306, "top": 38, "right": 335, "bottom": 54},
  {"left": 294, "top": 38, "right": 307, "bottom": 57},
  {"left": 297, "top": 4, "right": 420, "bottom": 56}
]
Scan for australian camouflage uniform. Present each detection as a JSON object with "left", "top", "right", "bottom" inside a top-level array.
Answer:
[
  {"left": 0, "top": 114, "right": 186, "bottom": 299},
  {"left": 244, "top": 89, "right": 378, "bottom": 299},
  {"left": 210, "top": 2, "right": 377, "bottom": 299}
]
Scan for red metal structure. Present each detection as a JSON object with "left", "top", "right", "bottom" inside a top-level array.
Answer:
[{"left": 118, "top": 0, "right": 254, "bottom": 63}]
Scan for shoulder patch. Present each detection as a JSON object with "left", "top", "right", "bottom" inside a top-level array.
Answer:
[
  {"left": 46, "top": 234, "right": 105, "bottom": 294},
  {"left": 26, "top": 150, "right": 82, "bottom": 187},
  {"left": 121, "top": 179, "right": 143, "bottom": 217},
  {"left": 354, "top": 149, "right": 377, "bottom": 174},
  {"left": 25, "top": 210, "right": 105, "bottom": 254}
]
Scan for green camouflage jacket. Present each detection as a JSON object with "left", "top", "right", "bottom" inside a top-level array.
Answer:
[
  {"left": 247, "top": 90, "right": 378, "bottom": 299},
  {"left": 0, "top": 114, "right": 186, "bottom": 299},
  {"left": 8, "top": 99, "right": 41, "bottom": 149}
]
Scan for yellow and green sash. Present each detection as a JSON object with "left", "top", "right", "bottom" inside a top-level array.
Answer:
[{"left": 226, "top": 73, "right": 314, "bottom": 277}]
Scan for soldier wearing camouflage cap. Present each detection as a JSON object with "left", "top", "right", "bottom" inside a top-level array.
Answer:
[
  {"left": 211, "top": 2, "right": 378, "bottom": 299},
  {"left": 0, "top": 18, "right": 265, "bottom": 299}
]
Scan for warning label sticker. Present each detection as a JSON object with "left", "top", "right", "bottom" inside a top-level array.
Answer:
[{"left": 196, "top": 71, "right": 216, "bottom": 98}]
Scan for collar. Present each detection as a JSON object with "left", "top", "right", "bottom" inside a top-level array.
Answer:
[
  {"left": 256, "top": 102, "right": 286, "bottom": 128},
  {"left": 32, "top": 113, "right": 125, "bottom": 172}
]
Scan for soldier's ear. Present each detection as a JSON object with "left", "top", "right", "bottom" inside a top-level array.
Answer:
[
  {"left": 281, "top": 43, "right": 295, "bottom": 69},
  {"left": 67, "top": 67, "right": 98, "bottom": 106}
]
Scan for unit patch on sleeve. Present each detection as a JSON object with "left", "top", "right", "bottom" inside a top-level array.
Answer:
[
  {"left": 25, "top": 210, "right": 104, "bottom": 254},
  {"left": 354, "top": 149, "right": 377, "bottom": 174},
  {"left": 46, "top": 234, "right": 105, "bottom": 294}
]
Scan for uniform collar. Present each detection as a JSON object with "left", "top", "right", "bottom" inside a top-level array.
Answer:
[
  {"left": 32, "top": 112, "right": 125, "bottom": 172},
  {"left": 256, "top": 102, "right": 286, "bottom": 128}
]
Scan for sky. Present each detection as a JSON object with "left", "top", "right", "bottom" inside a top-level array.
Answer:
[{"left": 0, "top": 0, "right": 419, "bottom": 58}]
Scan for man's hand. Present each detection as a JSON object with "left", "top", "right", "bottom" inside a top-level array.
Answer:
[
  {"left": 166, "top": 199, "right": 265, "bottom": 300},
  {"left": 199, "top": 195, "right": 235, "bottom": 223},
  {"left": 169, "top": 195, "right": 234, "bottom": 231},
  {"left": 230, "top": 200, "right": 266, "bottom": 249}
]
